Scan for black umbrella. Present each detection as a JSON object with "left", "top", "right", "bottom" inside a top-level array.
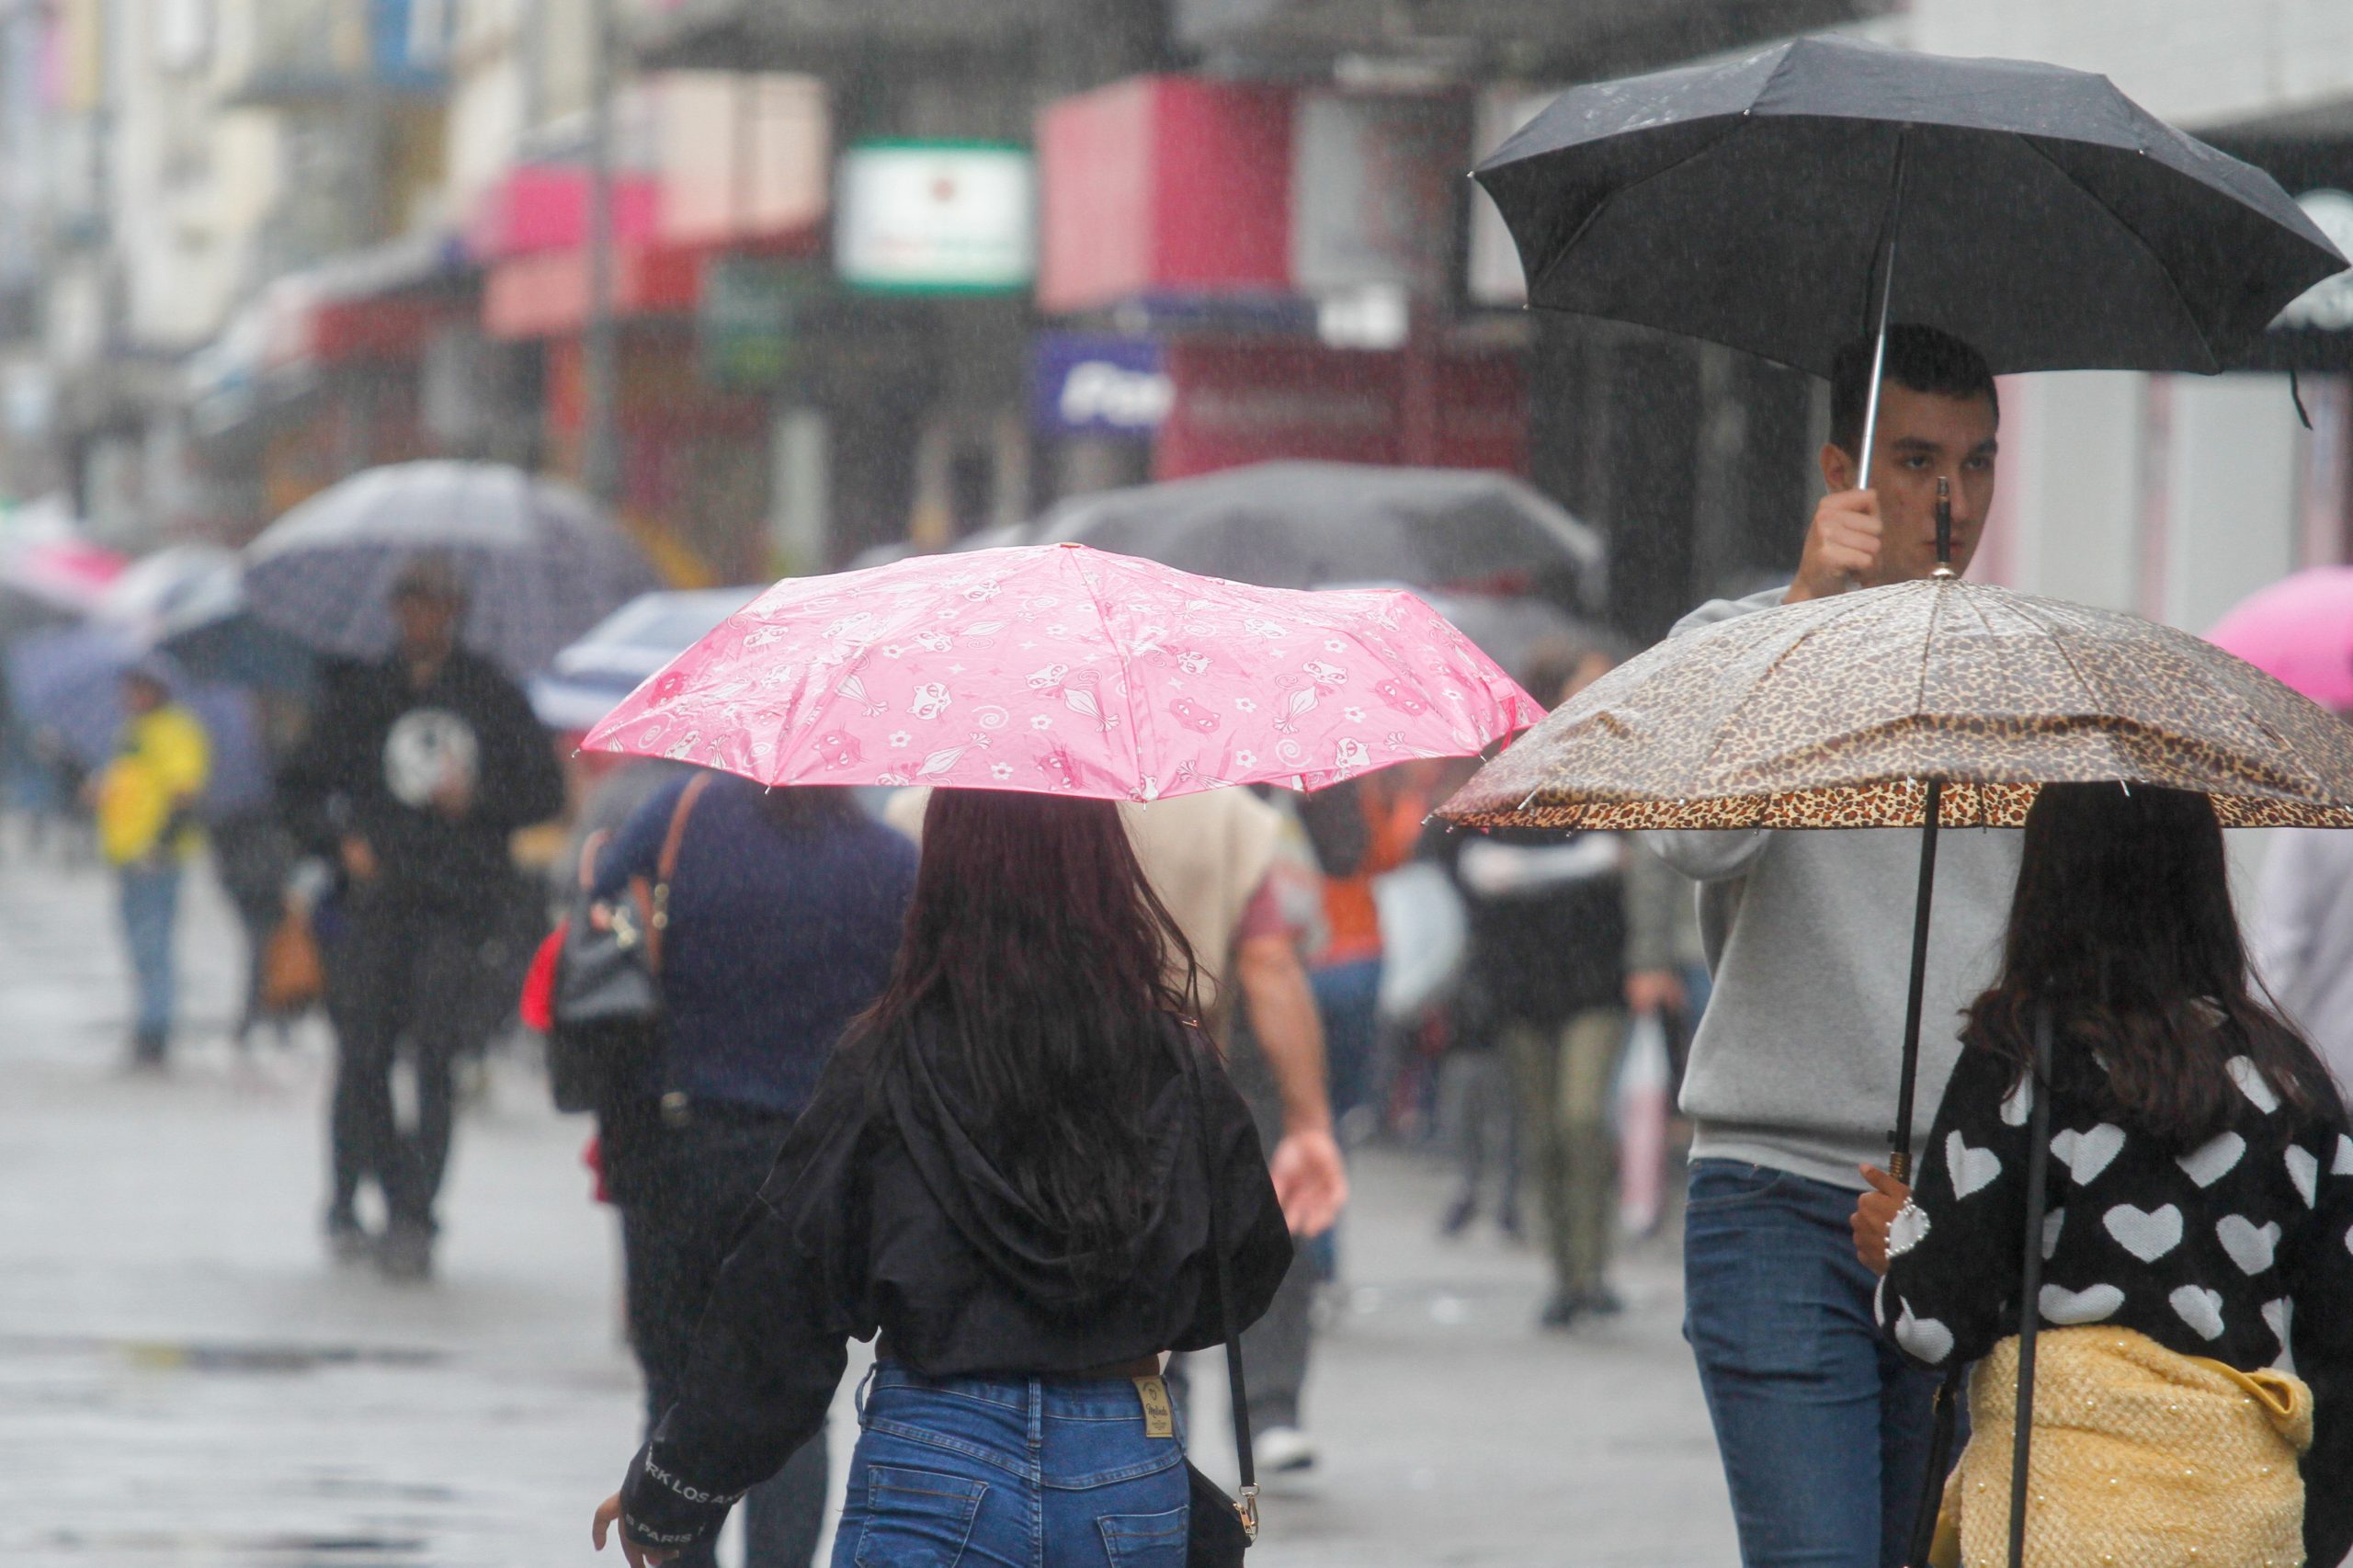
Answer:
[
  {"left": 1477, "top": 35, "right": 2346, "bottom": 485},
  {"left": 1033, "top": 461, "right": 1605, "bottom": 611}
]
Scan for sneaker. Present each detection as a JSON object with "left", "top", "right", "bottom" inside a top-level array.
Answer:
[
  {"left": 324, "top": 1211, "right": 374, "bottom": 1266},
  {"left": 377, "top": 1221, "right": 435, "bottom": 1283},
  {"left": 1577, "top": 1284, "right": 1626, "bottom": 1318},
  {"left": 1538, "top": 1290, "right": 1581, "bottom": 1330},
  {"left": 1496, "top": 1203, "right": 1525, "bottom": 1243},
  {"left": 1438, "top": 1194, "right": 1477, "bottom": 1237},
  {"left": 1254, "top": 1426, "right": 1317, "bottom": 1473}
]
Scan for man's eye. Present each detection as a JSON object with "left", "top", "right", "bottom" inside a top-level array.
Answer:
[
  {"left": 1904, "top": 454, "right": 1931, "bottom": 469},
  {"left": 1965, "top": 456, "right": 1993, "bottom": 472}
]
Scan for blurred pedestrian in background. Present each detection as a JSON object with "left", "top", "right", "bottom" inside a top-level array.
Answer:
[
  {"left": 1854, "top": 784, "right": 2353, "bottom": 1568},
  {"left": 94, "top": 657, "right": 209, "bottom": 1068},
  {"left": 282, "top": 554, "right": 563, "bottom": 1280},
  {"left": 1653, "top": 327, "right": 2020, "bottom": 1567},
  {"left": 595, "top": 790, "right": 1290, "bottom": 1564},
  {"left": 591, "top": 770, "right": 915, "bottom": 1568},
  {"left": 199, "top": 683, "right": 299, "bottom": 1050},
  {"left": 1299, "top": 767, "right": 1430, "bottom": 1142},
  {"left": 1444, "top": 633, "right": 1684, "bottom": 1325}
]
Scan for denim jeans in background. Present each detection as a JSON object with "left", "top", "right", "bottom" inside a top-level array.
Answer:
[
  {"left": 833, "top": 1363, "right": 1189, "bottom": 1568},
  {"left": 1682, "top": 1159, "right": 1957, "bottom": 1568},
  {"left": 1309, "top": 957, "right": 1384, "bottom": 1130},
  {"left": 117, "top": 861, "right": 183, "bottom": 1050}
]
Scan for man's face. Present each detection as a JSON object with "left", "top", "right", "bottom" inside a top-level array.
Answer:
[
  {"left": 393, "top": 592, "right": 460, "bottom": 660},
  {"left": 1821, "top": 381, "right": 1999, "bottom": 586}
]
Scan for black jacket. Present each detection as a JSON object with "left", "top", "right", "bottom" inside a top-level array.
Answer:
[
  {"left": 282, "top": 648, "right": 563, "bottom": 913},
  {"left": 618, "top": 1012, "right": 1291, "bottom": 1550}
]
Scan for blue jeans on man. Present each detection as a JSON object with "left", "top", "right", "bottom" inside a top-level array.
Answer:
[
  {"left": 118, "top": 860, "right": 183, "bottom": 1062},
  {"left": 1683, "top": 1159, "right": 1956, "bottom": 1568}
]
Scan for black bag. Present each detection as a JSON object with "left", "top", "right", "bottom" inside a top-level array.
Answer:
[
  {"left": 1180, "top": 1027, "right": 1259, "bottom": 1567},
  {"left": 546, "top": 775, "right": 710, "bottom": 1113}
]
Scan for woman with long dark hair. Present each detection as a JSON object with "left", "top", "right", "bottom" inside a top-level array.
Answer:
[
  {"left": 593, "top": 789, "right": 1292, "bottom": 1566},
  {"left": 1852, "top": 783, "right": 2353, "bottom": 1567}
]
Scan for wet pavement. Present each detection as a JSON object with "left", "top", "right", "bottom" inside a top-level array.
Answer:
[{"left": 0, "top": 849, "right": 1736, "bottom": 1566}]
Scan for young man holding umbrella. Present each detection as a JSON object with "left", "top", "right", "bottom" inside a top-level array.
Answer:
[{"left": 1654, "top": 325, "right": 2022, "bottom": 1568}]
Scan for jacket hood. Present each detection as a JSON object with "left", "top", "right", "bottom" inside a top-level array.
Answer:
[{"left": 880, "top": 1008, "right": 1199, "bottom": 1313}]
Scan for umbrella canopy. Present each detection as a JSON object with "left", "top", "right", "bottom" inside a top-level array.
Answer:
[
  {"left": 1033, "top": 462, "right": 1605, "bottom": 610},
  {"left": 0, "top": 533, "right": 126, "bottom": 625},
  {"left": 241, "top": 460, "right": 660, "bottom": 676},
  {"left": 529, "top": 586, "right": 761, "bottom": 733},
  {"left": 94, "top": 543, "right": 240, "bottom": 633},
  {"left": 1442, "top": 577, "right": 2353, "bottom": 832},
  {"left": 1411, "top": 589, "right": 1597, "bottom": 682},
  {"left": 3, "top": 624, "right": 256, "bottom": 779},
  {"left": 1476, "top": 36, "right": 2345, "bottom": 378},
  {"left": 584, "top": 542, "right": 1541, "bottom": 801},
  {"left": 2206, "top": 566, "right": 2353, "bottom": 712}
]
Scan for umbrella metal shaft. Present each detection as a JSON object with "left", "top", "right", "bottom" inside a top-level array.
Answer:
[
  {"left": 1853, "top": 131, "right": 1910, "bottom": 496},
  {"left": 1889, "top": 774, "right": 1944, "bottom": 1181},
  {"left": 2008, "top": 1004, "right": 2056, "bottom": 1568}
]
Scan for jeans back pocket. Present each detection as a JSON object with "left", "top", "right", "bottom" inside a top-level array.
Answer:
[
  {"left": 853, "top": 1464, "right": 989, "bottom": 1568},
  {"left": 1098, "top": 1503, "right": 1190, "bottom": 1567}
]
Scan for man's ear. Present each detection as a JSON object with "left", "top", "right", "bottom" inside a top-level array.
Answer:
[{"left": 1819, "top": 440, "right": 1856, "bottom": 494}]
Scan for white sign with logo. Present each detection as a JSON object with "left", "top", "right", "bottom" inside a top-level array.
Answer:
[{"left": 835, "top": 143, "right": 1037, "bottom": 293}]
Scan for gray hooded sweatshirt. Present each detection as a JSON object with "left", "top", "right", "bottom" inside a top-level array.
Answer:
[{"left": 1647, "top": 588, "right": 2024, "bottom": 1191}]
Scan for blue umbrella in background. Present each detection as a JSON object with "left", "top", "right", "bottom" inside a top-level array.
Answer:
[
  {"left": 93, "top": 543, "right": 317, "bottom": 699},
  {"left": 5, "top": 623, "right": 260, "bottom": 799},
  {"left": 529, "top": 586, "right": 761, "bottom": 733}
]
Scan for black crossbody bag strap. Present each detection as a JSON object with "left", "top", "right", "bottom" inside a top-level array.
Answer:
[{"left": 1185, "top": 1026, "right": 1260, "bottom": 1541}]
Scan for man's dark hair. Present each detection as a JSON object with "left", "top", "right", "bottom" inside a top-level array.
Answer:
[{"left": 1827, "top": 324, "right": 1998, "bottom": 457}]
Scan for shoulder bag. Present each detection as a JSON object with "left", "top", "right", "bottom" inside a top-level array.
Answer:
[
  {"left": 547, "top": 773, "right": 712, "bottom": 1113},
  {"left": 1180, "top": 1022, "right": 1261, "bottom": 1568}
]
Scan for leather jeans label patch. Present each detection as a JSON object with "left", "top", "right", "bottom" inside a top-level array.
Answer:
[{"left": 1133, "top": 1375, "right": 1175, "bottom": 1438}]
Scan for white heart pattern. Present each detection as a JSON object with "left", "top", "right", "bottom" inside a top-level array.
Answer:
[
  {"left": 2000, "top": 1075, "right": 2034, "bottom": 1128},
  {"left": 2336, "top": 1134, "right": 2353, "bottom": 1176},
  {"left": 2176, "top": 1131, "right": 2245, "bottom": 1188},
  {"left": 2103, "top": 1203, "right": 2185, "bottom": 1263},
  {"left": 1946, "top": 1131, "right": 2002, "bottom": 1198},
  {"left": 2170, "top": 1284, "right": 2227, "bottom": 1342},
  {"left": 2042, "top": 1207, "right": 2065, "bottom": 1260},
  {"left": 1887, "top": 1201, "right": 1931, "bottom": 1259},
  {"left": 2051, "top": 1124, "right": 2126, "bottom": 1186},
  {"left": 2262, "top": 1297, "right": 2293, "bottom": 1355},
  {"left": 2040, "top": 1283, "right": 2125, "bottom": 1324},
  {"left": 2217, "top": 1215, "right": 2281, "bottom": 1276},
  {"left": 2287, "top": 1145, "right": 2320, "bottom": 1209},
  {"left": 2229, "top": 1056, "right": 2281, "bottom": 1115},
  {"left": 1893, "top": 1300, "right": 1955, "bottom": 1365}
]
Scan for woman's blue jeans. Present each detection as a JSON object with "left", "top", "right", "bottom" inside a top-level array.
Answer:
[
  {"left": 1682, "top": 1159, "right": 1958, "bottom": 1568},
  {"left": 832, "top": 1363, "right": 1189, "bottom": 1567}
]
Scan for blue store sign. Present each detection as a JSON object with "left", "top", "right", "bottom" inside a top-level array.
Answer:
[{"left": 1031, "top": 335, "right": 1172, "bottom": 437}]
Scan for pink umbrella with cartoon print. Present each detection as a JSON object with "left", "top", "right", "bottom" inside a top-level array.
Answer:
[{"left": 581, "top": 541, "right": 1542, "bottom": 800}]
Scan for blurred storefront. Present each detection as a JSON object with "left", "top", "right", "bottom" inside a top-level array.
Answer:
[{"left": 1030, "top": 73, "right": 1527, "bottom": 507}]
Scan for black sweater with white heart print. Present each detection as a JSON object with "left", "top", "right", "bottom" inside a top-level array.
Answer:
[{"left": 1879, "top": 1038, "right": 2353, "bottom": 1565}]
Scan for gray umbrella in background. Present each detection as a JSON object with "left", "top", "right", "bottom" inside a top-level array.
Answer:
[
  {"left": 241, "top": 460, "right": 660, "bottom": 677},
  {"left": 1034, "top": 461, "right": 1605, "bottom": 613}
]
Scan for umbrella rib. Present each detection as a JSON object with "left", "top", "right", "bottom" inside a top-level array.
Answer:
[
  {"left": 1068, "top": 550, "right": 1151, "bottom": 794},
  {"left": 1693, "top": 586, "right": 1913, "bottom": 779},
  {"left": 1999, "top": 592, "right": 2139, "bottom": 776},
  {"left": 2013, "top": 134, "right": 2222, "bottom": 373},
  {"left": 1531, "top": 119, "right": 1750, "bottom": 300}
]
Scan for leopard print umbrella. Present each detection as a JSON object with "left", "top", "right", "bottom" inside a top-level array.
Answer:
[{"left": 1440, "top": 577, "right": 2353, "bottom": 831}]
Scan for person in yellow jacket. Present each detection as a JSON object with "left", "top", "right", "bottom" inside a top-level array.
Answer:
[{"left": 95, "top": 660, "right": 210, "bottom": 1066}]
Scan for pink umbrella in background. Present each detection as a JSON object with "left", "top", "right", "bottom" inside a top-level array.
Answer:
[
  {"left": 0, "top": 535, "right": 127, "bottom": 618},
  {"left": 584, "top": 542, "right": 1543, "bottom": 800},
  {"left": 2207, "top": 566, "right": 2353, "bottom": 712}
]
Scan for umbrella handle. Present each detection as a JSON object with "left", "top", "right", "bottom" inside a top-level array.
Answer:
[
  {"left": 1934, "top": 477, "right": 1954, "bottom": 572},
  {"left": 2007, "top": 1002, "right": 2056, "bottom": 1568}
]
